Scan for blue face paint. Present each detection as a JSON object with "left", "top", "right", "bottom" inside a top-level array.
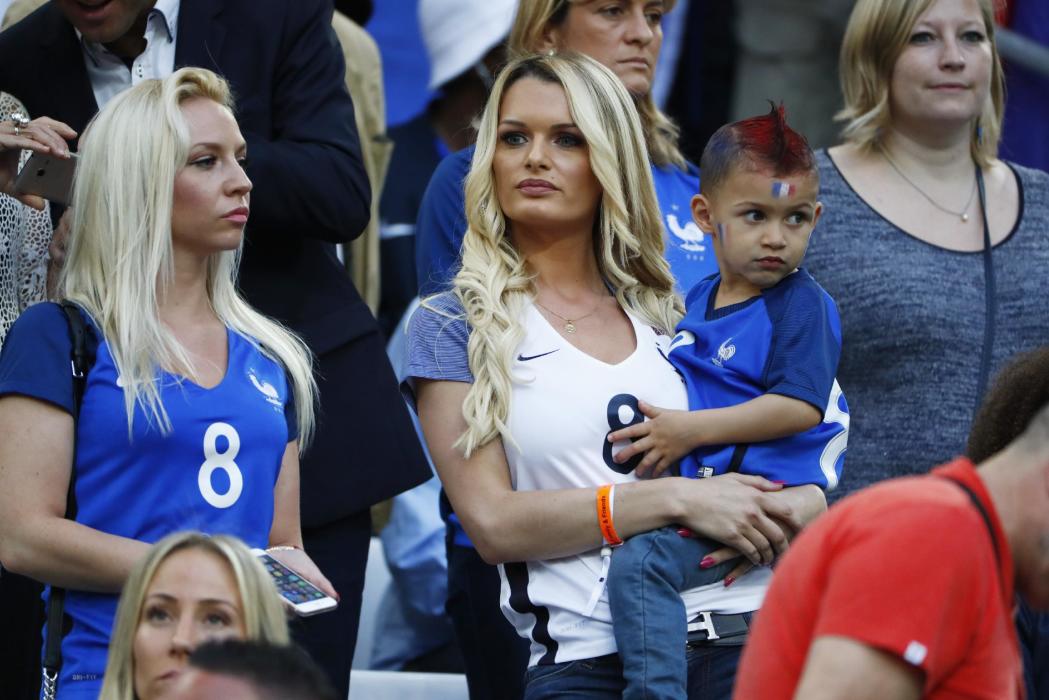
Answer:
[
  {"left": 771, "top": 181, "right": 796, "bottom": 199},
  {"left": 716, "top": 222, "right": 727, "bottom": 241}
]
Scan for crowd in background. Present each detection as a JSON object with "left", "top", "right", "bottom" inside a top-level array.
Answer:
[{"left": 0, "top": 0, "right": 1048, "bottom": 699}]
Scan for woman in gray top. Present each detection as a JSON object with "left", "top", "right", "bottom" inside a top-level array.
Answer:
[{"left": 805, "top": 0, "right": 1049, "bottom": 498}]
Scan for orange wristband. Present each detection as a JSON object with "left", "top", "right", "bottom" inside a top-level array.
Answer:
[{"left": 597, "top": 484, "right": 623, "bottom": 547}]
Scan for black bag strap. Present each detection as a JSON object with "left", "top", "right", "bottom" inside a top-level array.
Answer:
[
  {"left": 973, "top": 166, "right": 997, "bottom": 417},
  {"left": 938, "top": 472, "right": 1004, "bottom": 598},
  {"left": 42, "top": 301, "right": 91, "bottom": 700}
]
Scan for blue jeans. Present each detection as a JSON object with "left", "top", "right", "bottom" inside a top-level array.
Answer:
[
  {"left": 607, "top": 526, "right": 738, "bottom": 700},
  {"left": 522, "top": 645, "right": 745, "bottom": 700}
]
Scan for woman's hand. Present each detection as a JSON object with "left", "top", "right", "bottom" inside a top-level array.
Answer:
[
  {"left": 677, "top": 473, "right": 800, "bottom": 567},
  {"left": 608, "top": 401, "right": 701, "bottom": 478},
  {"left": 0, "top": 114, "right": 77, "bottom": 210},
  {"left": 683, "top": 483, "right": 829, "bottom": 584},
  {"left": 267, "top": 546, "right": 339, "bottom": 601}
]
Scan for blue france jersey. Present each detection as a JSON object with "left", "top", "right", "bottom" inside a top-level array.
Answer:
[
  {"left": 669, "top": 269, "right": 849, "bottom": 489},
  {"left": 0, "top": 303, "right": 296, "bottom": 698}
]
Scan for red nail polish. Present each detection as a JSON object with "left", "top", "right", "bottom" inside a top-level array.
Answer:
[
  {"left": 700, "top": 556, "right": 715, "bottom": 569},
  {"left": 724, "top": 576, "right": 736, "bottom": 588},
  {"left": 772, "top": 480, "right": 786, "bottom": 485},
  {"left": 676, "top": 528, "right": 694, "bottom": 538}
]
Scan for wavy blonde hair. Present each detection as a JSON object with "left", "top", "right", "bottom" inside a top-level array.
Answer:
[
  {"left": 98, "top": 531, "right": 289, "bottom": 700},
  {"left": 508, "top": 0, "right": 685, "bottom": 169},
  {"left": 60, "top": 68, "right": 316, "bottom": 445},
  {"left": 837, "top": 0, "right": 1005, "bottom": 167},
  {"left": 452, "top": 53, "right": 682, "bottom": 456}
]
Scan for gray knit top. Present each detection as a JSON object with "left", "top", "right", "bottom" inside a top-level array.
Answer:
[{"left": 806, "top": 150, "right": 1049, "bottom": 499}]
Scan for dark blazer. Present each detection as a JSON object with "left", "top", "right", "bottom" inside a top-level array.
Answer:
[{"left": 0, "top": 0, "right": 430, "bottom": 519}]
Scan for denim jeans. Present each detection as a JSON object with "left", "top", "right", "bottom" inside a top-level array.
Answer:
[
  {"left": 522, "top": 644, "right": 745, "bottom": 700},
  {"left": 607, "top": 526, "right": 738, "bottom": 700}
]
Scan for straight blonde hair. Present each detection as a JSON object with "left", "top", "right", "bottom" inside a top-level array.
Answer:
[
  {"left": 98, "top": 532, "right": 289, "bottom": 700},
  {"left": 837, "top": 0, "right": 1005, "bottom": 167},
  {"left": 451, "top": 53, "right": 682, "bottom": 456},
  {"left": 60, "top": 68, "right": 316, "bottom": 445},
  {"left": 508, "top": 0, "right": 686, "bottom": 169}
]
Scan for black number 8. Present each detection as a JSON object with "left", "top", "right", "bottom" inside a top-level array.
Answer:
[{"left": 603, "top": 393, "right": 643, "bottom": 474}]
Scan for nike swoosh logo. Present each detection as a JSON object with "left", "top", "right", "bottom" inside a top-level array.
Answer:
[{"left": 517, "top": 350, "right": 559, "bottom": 362}]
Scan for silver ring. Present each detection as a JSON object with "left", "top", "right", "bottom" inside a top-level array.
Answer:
[
  {"left": 8, "top": 112, "right": 29, "bottom": 129},
  {"left": 12, "top": 125, "right": 19, "bottom": 137}
]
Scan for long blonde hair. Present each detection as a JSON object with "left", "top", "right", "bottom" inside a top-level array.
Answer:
[
  {"left": 508, "top": 0, "right": 685, "bottom": 169},
  {"left": 98, "top": 532, "right": 289, "bottom": 700},
  {"left": 452, "top": 53, "right": 682, "bottom": 456},
  {"left": 60, "top": 68, "right": 316, "bottom": 445},
  {"left": 836, "top": 0, "right": 1005, "bottom": 167}
]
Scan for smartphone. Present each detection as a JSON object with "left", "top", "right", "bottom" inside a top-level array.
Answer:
[
  {"left": 13, "top": 151, "right": 78, "bottom": 206},
  {"left": 252, "top": 548, "right": 338, "bottom": 617}
]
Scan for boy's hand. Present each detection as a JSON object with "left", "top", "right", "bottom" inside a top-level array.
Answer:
[{"left": 607, "top": 401, "right": 701, "bottom": 478}]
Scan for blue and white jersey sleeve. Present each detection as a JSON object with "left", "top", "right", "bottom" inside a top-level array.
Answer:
[
  {"left": 671, "top": 270, "right": 849, "bottom": 490},
  {"left": 0, "top": 302, "right": 87, "bottom": 412},
  {"left": 415, "top": 148, "right": 474, "bottom": 296},
  {"left": 762, "top": 273, "right": 842, "bottom": 413},
  {"left": 405, "top": 292, "right": 472, "bottom": 386}
]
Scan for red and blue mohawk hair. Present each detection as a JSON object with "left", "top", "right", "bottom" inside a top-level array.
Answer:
[{"left": 700, "top": 103, "right": 816, "bottom": 195}]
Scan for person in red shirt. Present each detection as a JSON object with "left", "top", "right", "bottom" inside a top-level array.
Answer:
[{"left": 735, "top": 346, "right": 1049, "bottom": 700}]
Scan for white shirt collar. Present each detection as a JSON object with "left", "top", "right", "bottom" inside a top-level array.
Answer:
[{"left": 77, "top": 0, "right": 180, "bottom": 65}]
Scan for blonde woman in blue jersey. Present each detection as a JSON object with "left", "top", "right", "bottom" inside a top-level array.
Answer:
[
  {"left": 408, "top": 53, "right": 828, "bottom": 699},
  {"left": 0, "top": 68, "right": 333, "bottom": 700}
]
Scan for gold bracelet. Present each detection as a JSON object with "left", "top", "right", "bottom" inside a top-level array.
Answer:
[{"left": 266, "top": 545, "right": 302, "bottom": 552}]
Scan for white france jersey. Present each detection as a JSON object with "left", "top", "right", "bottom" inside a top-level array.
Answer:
[{"left": 499, "top": 304, "right": 770, "bottom": 667}]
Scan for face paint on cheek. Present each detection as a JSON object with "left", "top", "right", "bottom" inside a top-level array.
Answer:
[
  {"left": 771, "top": 182, "right": 796, "bottom": 199},
  {"left": 716, "top": 223, "right": 727, "bottom": 241}
]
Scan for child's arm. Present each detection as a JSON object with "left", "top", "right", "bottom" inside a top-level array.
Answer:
[{"left": 609, "top": 394, "right": 821, "bottom": 478}]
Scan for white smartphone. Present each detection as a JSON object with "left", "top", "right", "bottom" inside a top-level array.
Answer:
[
  {"left": 13, "top": 151, "right": 78, "bottom": 206},
  {"left": 252, "top": 548, "right": 338, "bottom": 617}
]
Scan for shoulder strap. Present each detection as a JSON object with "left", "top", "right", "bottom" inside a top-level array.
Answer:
[
  {"left": 42, "top": 301, "right": 94, "bottom": 699},
  {"left": 938, "top": 473, "right": 1004, "bottom": 597}
]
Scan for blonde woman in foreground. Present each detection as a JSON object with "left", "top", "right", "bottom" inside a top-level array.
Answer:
[
  {"left": 99, "top": 532, "right": 289, "bottom": 700},
  {"left": 407, "top": 53, "right": 825, "bottom": 699},
  {"left": 0, "top": 68, "right": 333, "bottom": 700}
]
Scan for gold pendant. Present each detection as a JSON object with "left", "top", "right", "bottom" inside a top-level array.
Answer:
[{"left": 564, "top": 322, "right": 576, "bottom": 334}]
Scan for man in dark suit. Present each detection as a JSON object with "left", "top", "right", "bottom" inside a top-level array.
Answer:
[{"left": 0, "top": 1, "right": 431, "bottom": 696}]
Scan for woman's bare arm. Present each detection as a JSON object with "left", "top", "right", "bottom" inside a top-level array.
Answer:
[
  {"left": 416, "top": 379, "right": 801, "bottom": 566},
  {"left": 0, "top": 396, "right": 148, "bottom": 591}
]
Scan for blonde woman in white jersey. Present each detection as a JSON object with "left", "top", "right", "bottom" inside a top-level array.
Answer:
[{"left": 406, "top": 53, "right": 827, "bottom": 699}]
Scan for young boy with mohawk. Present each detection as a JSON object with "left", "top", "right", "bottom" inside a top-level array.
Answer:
[{"left": 602, "top": 104, "right": 849, "bottom": 700}]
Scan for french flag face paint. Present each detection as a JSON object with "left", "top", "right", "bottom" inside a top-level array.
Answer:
[
  {"left": 716, "top": 223, "right": 727, "bottom": 241},
  {"left": 771, "top": 181, "right": 796, "bottom": 199}
]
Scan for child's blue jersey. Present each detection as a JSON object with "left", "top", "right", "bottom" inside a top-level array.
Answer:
[
  {"left": 0, "top": 303, "right": 296, "bottom": 699},
  {"left": 668, "top": 269, "right": 849, "bottom": 489}
]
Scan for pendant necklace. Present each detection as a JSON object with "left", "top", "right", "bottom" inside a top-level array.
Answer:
[
  {"left": 534, "top": 296, "right": 604, "bottom": 334},
  {"left": 880, "top": 146, "right": 978, "bottom": 222}
]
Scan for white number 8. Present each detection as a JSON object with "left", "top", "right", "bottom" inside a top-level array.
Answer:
[{"left": 198, "top": 422, "right": 243, "bottom": 509}]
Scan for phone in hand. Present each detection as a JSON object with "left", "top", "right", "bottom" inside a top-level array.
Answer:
[
  {"left": 13, "top": 151, "right": 77, "bottom": 206},
  {"left": 252, "top": 548, "right": 338, "bottom": 617}
]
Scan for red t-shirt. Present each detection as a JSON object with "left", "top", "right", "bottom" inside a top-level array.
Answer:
[{"left": 734, "top": 458, "right": 1023, "bottom": 699}]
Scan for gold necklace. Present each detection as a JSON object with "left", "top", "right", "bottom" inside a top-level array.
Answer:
[
  {"left": 880, "top": 146, "right": 978, "bottom": 222},
  {"left": 534, "top": 296, "right": 604, "bottom": 334}
]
